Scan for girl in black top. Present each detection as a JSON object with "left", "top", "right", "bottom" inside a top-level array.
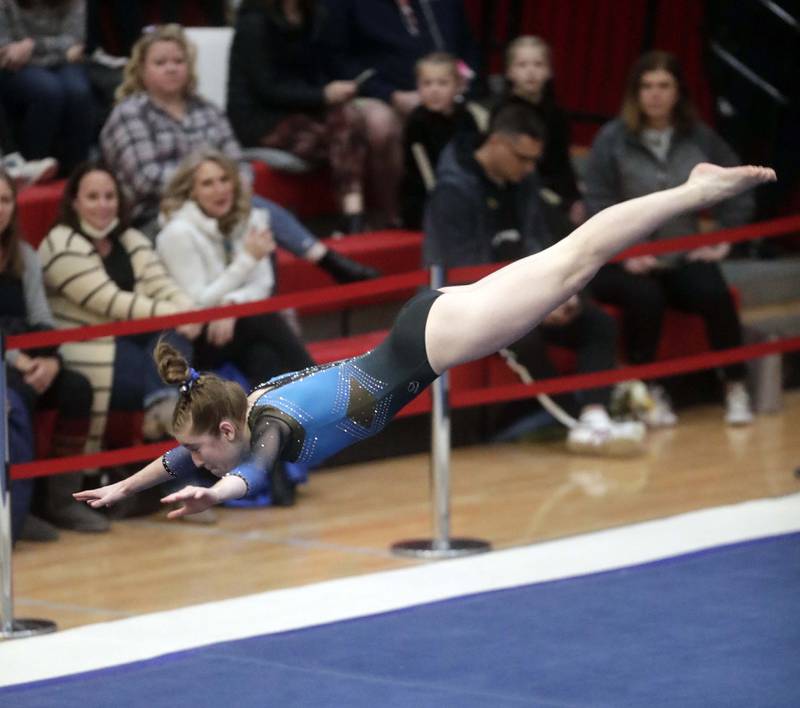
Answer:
[
  {"left": 400, "top": 52, "right": 480, "bottom": 229},
  {"left": 493, "top": 36, "right": 584, "bottom": 226}
]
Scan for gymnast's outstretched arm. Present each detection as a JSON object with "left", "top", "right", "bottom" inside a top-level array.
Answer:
[
  {"left": 75, "top": 416, "right": 292, "bottom": 518},
  {"left": 160, "top": 415, "right": 292, "bottom": 518},
  {"left": 423, "top": 163, "right": 776, "bottom": 374}
]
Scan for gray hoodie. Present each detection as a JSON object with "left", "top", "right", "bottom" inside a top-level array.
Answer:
[{"left": 584, "top": 118, "right": 754, "bottom": 254}]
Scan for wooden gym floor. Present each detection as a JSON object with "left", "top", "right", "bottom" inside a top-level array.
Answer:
[{"left": 11, "top": 391, "right": 800, "bottom": 631}]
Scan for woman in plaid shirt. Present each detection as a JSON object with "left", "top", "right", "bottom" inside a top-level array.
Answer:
[{"left": 100, "top": 24, "right": 378, "bottom": 283}]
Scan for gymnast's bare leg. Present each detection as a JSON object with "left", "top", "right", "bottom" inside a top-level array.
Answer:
[{"left": 424, "top": 164, "right": 776, "bottom": 375}]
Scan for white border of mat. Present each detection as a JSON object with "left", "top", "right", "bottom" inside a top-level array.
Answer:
[{"left": 2, "top": 493, "right": 799, "bottom": 687}]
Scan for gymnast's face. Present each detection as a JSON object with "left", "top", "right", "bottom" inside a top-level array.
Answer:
[
  {"left": 177, "top": 420, "right": 248, "bottom": 475},
  {"left": 191, "top": 160, "right": 235, "bottom": 220}
]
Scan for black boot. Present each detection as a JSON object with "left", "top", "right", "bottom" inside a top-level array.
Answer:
[
  {"left": 42, "top": 472, "right": 110, "bottom": 532},
  {"left": 20, "top": 514, "right": 60, "bottom": 542},
  {"left": 319, "top": 249, "right": 381, "bottom": 283}
]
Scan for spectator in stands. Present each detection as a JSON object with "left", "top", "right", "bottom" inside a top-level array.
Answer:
[
  {"left": 493, "top": 36, "right": 584, "bottom": 229},
  {"left": 156, "top": 149, "right": 316, "bottom": 389},
  {"left": 228, "top": 0, "right": 370, "bottom": 234},
  {"left": 38, "top": 162, "right": 200, "bottom": 459},
  {"left": 320, "top": 0, "right": 481, "bottom": 228},
  {"left": 585, "top": 50, "right": 754, "bottom": 426},
  {"left": 423, "top": 104, "right": 644, "bottom": 454},
  {"left": 100, "top": 23, "right": 377, "bottom": 282},
  {"left": 0, "top": 98, "right": 58, "bottom": 187},
  {"left": 0, "top": 168, "right": 103, "bottom": 535},
  {"left": 0, "top": 0, "right": 94, "bottom": 175},
  {"left": 400, "top": 52, "right": 480, "bottom": 229}
]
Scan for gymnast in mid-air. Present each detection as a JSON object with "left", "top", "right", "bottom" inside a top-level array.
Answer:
[{"left": 75, "top": 163, "right": 776, "bottom": 518}]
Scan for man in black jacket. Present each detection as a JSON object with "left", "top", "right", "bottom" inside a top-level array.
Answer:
[{"left": 423, "top": 104, "right": 645, "bottom": 455}]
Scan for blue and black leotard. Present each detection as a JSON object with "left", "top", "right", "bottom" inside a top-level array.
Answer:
[
  {"left": 164, "top": 290, "right": 443, "bottom": 495},
  {"left": 249, "top": 289, "right": 442, "bottom": 466}
]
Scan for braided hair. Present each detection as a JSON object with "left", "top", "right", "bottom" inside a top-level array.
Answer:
[{"left": 153, "top": 339, "right": 248, "bottom": 435}]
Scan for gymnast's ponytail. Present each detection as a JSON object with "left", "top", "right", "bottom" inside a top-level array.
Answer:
[{"left": 153, "top": 338, "right": 248, "bottom": 436}]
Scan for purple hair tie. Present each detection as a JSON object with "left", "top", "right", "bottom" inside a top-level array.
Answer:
[{"left": 179, "top": 367, "right": 200, "bottom": 395}]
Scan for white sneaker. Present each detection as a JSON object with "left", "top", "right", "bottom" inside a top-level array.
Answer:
[
  {"left": 640, "top": 384, "right": 678, "bottom": 427},
  {"left": 566, "top": 408, "right": 646, "bottom": 457},
  {"left": 2, "top": 152, "right": 58, "bottom": 187},
  {"left": 725, "top": 382, "right": 754, "bottom": 426}
]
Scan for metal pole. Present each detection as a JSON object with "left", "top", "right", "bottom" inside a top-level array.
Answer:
[
  {"left": 0, "top": 334, "right": 57, "bottom": 640},
  {"left": 391, "top": 267, "right": 491, "bottom": 559},
  {"left": 430, "top": 367, "right": 451, "bottom": 550}
]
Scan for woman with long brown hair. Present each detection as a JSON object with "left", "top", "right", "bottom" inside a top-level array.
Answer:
[
  {"left": 585, "top": 50, "right": 757, "bottom": 428},
  {"left": 38, "top": 161, "right": 199, "bottom": 451}
]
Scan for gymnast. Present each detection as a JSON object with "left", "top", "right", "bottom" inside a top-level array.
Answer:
[{"left": 74, "top": 163, "right": 776, "bottom": 519}]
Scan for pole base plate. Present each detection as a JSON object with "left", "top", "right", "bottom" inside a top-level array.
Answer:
[
  {"left": 1, "top": 618, "right": 57, "bottom": 640},
  {"left": 391, "top": 538, "right": 491, "bottom": 559}
]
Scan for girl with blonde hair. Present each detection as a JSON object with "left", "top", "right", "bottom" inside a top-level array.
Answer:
[{"left": 494, "top": 35, "right": 584, "bottom": 227}]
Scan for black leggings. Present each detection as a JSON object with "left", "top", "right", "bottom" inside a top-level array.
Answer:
[
  {"left": 507, "top": 302, "right": 618, "bottom": 413},
  {"left": 590, "top": 261, "right": 746, "bottom": 381},
  {"left": 7, "top": 366, "right": 92, "bottom": 422},
  {"left": 194, "top": 312, "right": 315, "bottom": 388}
]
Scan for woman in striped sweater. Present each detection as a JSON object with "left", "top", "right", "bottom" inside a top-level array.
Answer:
[{"left": 38, "top": 162, "right": 200, "bottom": 456}]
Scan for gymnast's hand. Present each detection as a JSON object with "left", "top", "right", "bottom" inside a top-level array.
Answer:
[
  {"left": 161, "top": 486, "right": 219, "bottom": 519},
  {"left": 74, "top": 481, "right": 127, "bottom": 508}
]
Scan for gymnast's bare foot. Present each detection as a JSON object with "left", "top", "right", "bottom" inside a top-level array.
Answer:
[{"left": 687, "top": 163, "right": 776, "bottom": 205}]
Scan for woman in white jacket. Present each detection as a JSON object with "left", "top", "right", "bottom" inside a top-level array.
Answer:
[{"left": 156, "top": 149, "right": 314, "bottom": 388}]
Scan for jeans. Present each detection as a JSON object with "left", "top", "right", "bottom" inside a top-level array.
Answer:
[
  {"left": 0, "top": 63, "right": 95, "bottom": 172},
  {"left": 0, "top": 99, "right": 17, "bottom": 154},
  {"left": 251, "top": 194, "right": 318, "bottom": 257},
  {"left": 7, "top": 388, "right": 35, "bottom": 542}
]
